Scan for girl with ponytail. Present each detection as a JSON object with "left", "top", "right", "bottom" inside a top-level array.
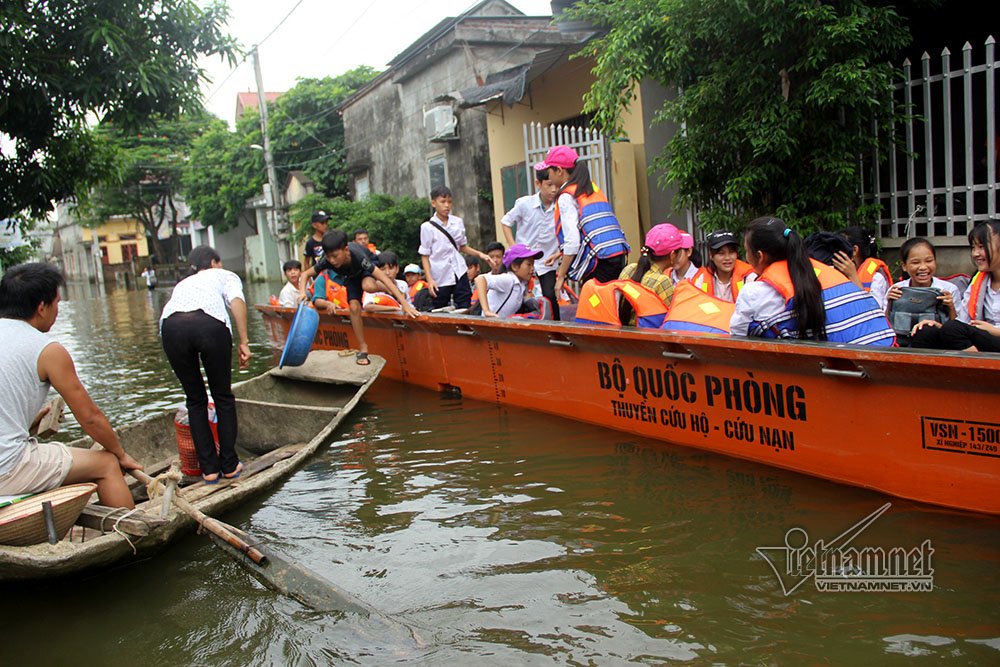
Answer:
[{"left": 731, "top": 217, "right": 895, "bottom": 346}]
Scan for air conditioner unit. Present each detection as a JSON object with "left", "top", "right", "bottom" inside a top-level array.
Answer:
[{"left": 424, "top": 106, "right": 459, "bottom": 142}]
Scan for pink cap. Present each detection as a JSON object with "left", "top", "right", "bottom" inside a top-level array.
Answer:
[
  {"left": 679, "top": 232, "right": 694, "bottom": 249},
  {"left": 644, "top": 223, "right": 683, "bottom": 255},
  {"left": 534, "top": 145, "right": 579, "bottom": 170}
]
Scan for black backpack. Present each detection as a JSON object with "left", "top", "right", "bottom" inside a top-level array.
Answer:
[{"left": 888, "top": 286, "right": 949, "bottom": 344}]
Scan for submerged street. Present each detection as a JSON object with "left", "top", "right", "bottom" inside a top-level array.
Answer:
[{"left": 2, "top": 283, "right": 998, "bottom": 664}]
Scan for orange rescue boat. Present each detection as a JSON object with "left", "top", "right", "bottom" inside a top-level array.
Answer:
[{"left": 257, "top": 305, "right": 1000, "bottom": 516}]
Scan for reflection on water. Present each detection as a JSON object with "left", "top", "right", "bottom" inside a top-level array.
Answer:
[
  {"left": 3, "top": 282, "right": 1000, "bottom": 664},
  {"left": 49, "top": 281, "right": 278, "bottom": 439}
]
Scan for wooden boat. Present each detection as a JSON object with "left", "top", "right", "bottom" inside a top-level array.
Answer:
[
  {"left": 257, "top": 305, "right": 1000, "bottom": 516},
  {"left": 0, "top": 352, "right": 383, "bottom": 581}
]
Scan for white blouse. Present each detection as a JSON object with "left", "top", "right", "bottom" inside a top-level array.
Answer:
[{"left": 159, "top": 268, "right": 245, "bottom": 333}]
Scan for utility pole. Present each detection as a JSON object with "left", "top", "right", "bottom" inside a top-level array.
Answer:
[{"left": 251, "top": 45, "right": 290, "bottom": 265}]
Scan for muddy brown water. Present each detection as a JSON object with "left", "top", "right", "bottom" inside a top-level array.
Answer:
[{"left": 3, "top": 281, "right": 998, "bottom": 664}]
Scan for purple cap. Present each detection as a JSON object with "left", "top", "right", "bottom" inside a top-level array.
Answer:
[
  {"left": 679, "top": 232, "right": 694, "bottom": 249},
  {"left": 644, "top": 223, "right": 683, "bottom": 255},
  {"left": 534, "top": 145, "right": 579, "bottom": 170},
  {"left": 503, "top": 243, "right": 543, "bottom": 268}
]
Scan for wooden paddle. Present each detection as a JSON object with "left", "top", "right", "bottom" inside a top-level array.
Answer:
[
  {"left": 130, "top": 469, "right": 266, "bottom": 564},
  {"left": 127, "top": 468, "right": 416, "bottom": 629}
]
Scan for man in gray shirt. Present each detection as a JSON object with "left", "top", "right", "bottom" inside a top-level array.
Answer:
[{"left": 0, "top": 263, "right": 141, "bottom": 507}]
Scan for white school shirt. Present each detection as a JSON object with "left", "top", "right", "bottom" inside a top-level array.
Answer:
[
  {"left": 555, "top": 191, "right": 581, "bottom": 257},
  {"left": 670, "top": 263, "right": 698, "bottom": 285},
  {"left": 501, "top": 193, "right": 559, "bottom": 275},
  {"left": 869, "top": 271, "right": 890, "bottom": 312},
  {"left": 278, "top": 281, "right": 299, "bottom": 308},
  {"left": 730, "top": 280, "right": 788, "bottom": 337},
  {"left": 159, "top": 268, "right": 245, "bottom": 333},
  {"left": 418, "top": 214, "right": 468, "bottom": 288},
  {"left": 958, "top": 273, "right": 1000, "bottom": 325},
  {"left": 481, "top": 272, "right": 528, "bottom": 318}
]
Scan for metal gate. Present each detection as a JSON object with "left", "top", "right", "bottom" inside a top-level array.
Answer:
[
  {"left": 861, "top": 36, "right": 998, "bottom": 244},
  {"left": 523, "top": 122, "right": 612, "bottom": 200}
]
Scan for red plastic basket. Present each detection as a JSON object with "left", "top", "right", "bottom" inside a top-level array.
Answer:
[{"left": 174, "top": 409, "right": 219, "bottom": 476}]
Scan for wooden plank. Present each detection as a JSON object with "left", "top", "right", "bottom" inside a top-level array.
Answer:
[{"left": 76, "top": 505, "right": 166, "bottom": 537}]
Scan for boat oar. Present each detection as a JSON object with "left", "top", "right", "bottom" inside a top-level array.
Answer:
[
  {"left": 130, "top": 469, "right": 266, "bottom": 564},
  {"left": 129, "top": 467, "right": 424, "bottom": 646}
]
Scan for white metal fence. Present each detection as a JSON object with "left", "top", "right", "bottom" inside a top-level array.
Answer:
[
  {"left": 523, "top": 122, "right": 611, "bottom": 200},
  {"left": 863, "top": 36, "right": 998, "bottom": 244}
]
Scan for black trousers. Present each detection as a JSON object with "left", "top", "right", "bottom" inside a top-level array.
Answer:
[
  {"left": 910, "top": 319, "right": 1000, "bottom": 352},
  {"left": 431, "top": 273, "right": 473, "bottom": 309},
  {"left": 537, "top": 271, "right": 560, "bottom": 321},
  {"left": 161, "top": 311, "right": 239, "bottom": 475}
]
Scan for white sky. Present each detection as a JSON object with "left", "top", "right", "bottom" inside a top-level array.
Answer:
[{"left": 200, "top": 0, "right": 556, "bottom": 125}]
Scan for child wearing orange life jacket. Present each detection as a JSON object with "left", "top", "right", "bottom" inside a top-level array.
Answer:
[
  {"left": 618, "top": 223, "right": 682, "bottom": 326},
  {"left": 352, "top": 229, "right": 382, "bottom": 267},
  {"left": 311, "top": 231, "right": 418, "bottom": 365},
  {"left": 841, "top": 226, "right": 892, "bottom": 311},
  {"left": 691, "top": 230, "right": 756, "bottom": 303},
  {"left": 362, "top": 251, "right": 409, "bottom": 312},
  {"left": 911, "top": 220, "right": 1000, "bottom": 352},
  {"left": 403, "top": 263, "right": 431, "bottom": 310},
  {"left": 731, "top": 217, "right": 895, "bottom": 345},
  {"left": 535, "top": 145, "right": 630, "bottom": 297}
]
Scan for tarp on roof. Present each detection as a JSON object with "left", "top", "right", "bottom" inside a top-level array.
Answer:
[{"left": 450, "top": 65, "right": 529, "bottom": 108}]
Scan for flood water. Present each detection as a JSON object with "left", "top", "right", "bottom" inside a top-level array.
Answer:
[{"left": 3, "top": 281, "right": 1000, "bottom": 665}]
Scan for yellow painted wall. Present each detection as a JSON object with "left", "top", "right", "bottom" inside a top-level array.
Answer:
[
  {"left": 485, "top": 56, "right": 649, "bottom": 257},
  {"left": 81, "top": 218, "right": 149, "bottom": 264}
]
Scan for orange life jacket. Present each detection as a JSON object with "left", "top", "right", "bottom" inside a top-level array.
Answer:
[
  {"left": 574, "top": 279, "right": 668, "bottom": 328},
  {"left": 857, "top": 257, "right": 893, "bottom": 292},
  {"left": 967, "top": 271, "right": 989, "bottom": 320},
  {"left": 408, "top": 280, "right": 428, "bottom": 302},
  {"left": 315, "top": 271, "right": 348, "bottom": 308},
  {"left": 368, "top": 293, "right": 401, "bottom": 308},
  {"left": 661, "top": 281, "right": 735, "bottom": 335},
  {"left": 691, "top": 259, "right": 755, "bottom": 302}
]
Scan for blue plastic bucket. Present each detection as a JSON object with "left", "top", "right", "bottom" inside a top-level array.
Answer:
[{"left": 278, "top": 303, "right": 320, "bottom": 368}]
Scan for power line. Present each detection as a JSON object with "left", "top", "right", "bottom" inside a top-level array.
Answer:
[
  {"left": 256, "top": 0, "right": 310, "bottom": 48},
  {"left": 204, "top": 0, "right": 311, "bottom": 104}
]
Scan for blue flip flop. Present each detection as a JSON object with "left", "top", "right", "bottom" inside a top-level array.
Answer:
[{"left": 222, "top": 462, "right": 243, "bottom": 480}]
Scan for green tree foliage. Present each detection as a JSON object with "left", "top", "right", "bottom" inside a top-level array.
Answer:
[
  {"left": 572, "top": 0, "right": 911, "bottom": 232},
  {"left": 289, "top": 193, "right": 428, "bottom": 265},
  {"left": 270, "top": 68, "right": 379, "bottom": 197},
  {"left": 183, "top": 112, "right": 266, "bottom": 233},
  {"left": 0, "top": 0, "right": 237, "bottom": 220},
  {"left": 184, "top": 67, "right": 378, "bottom": 232},
  {"left": 78, "top": 112, "right": 222, "bottom": 262}
]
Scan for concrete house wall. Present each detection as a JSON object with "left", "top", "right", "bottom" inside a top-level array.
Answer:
[{"left": 340, "top": 0, "right": 551, "bottom": 249}]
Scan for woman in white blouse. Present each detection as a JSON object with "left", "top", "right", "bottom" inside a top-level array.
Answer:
[{"left": 160, "top": 246, "right": 252, "bottom": 483}]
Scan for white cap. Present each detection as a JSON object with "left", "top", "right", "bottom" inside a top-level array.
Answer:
[{"left": 403, "top": 263, "right": 422, "bottom": 274}]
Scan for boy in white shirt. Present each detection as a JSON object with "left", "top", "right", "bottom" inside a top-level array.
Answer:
[
  {"left": 278, "top": 260, "right": 302, "bottom": 307},
  {"left": 474, "top": 244, "right": 543, "bottom": 318},
  {"left": 418, "top": 186, "right": 498, "bottom": 310}
]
